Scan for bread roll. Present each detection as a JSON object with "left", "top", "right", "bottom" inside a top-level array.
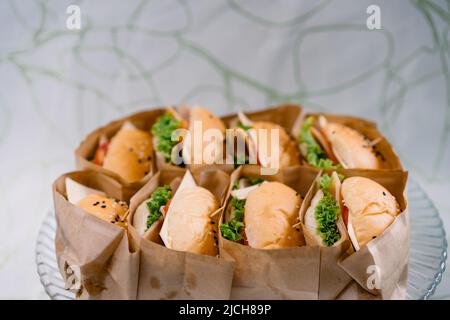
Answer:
[
  {"left": 182, "top": 107, "right": 227, "bottom": 165},
  {"left": 244, "top": 182, "right": 302, "bottom": 249},
  {"left": 160, "top": 186, "right": 219, "bottom": 256},
  {"left": 76, "top": 194, "right": 128, "bottom": 227},
  {"left": 341, "top": 177, "right": 400, "bottom": 249},
  {"left": 303, "top": 189, "right": 326, "bottom": 246},
  {"left": 319, "top": 116, "right": 380, "bottom": 169},
  {"left": 103, "top": 126, "right": 153, "bottom": 183},
  {"left": 252, "top": 122, "right": 300, "bottom": 168}
]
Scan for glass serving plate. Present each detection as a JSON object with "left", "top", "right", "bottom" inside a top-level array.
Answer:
[{"left": 35, "top": 179, "right": 447, "bottom": 300}]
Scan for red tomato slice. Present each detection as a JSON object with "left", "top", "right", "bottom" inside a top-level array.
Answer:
[
  {"left": 242, "top": 229, "right": 248, "bottom": 246},
  {"left": 342, "top": 205, "right": 349, "bottom": 227},
  {"left": 163, "top": 198, "right": 173, "bottom": 214},
  {"left": 93, "top": 140, "right": 109, "bottom": 165}
]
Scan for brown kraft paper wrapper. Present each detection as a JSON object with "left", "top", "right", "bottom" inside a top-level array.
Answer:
[
  {"left": 298, "top": 170, "right": 353, "bottom": 300},
  {"left": 220, "top": 165, "right": 321, "bottom": 300},
  {"left": 336, "top": 169, "right": 409, "bottom": 300},
  {"left": 75, "top": 108, "right": 166, "bottom": 198},
  {"left": 127, "top": 169, "right": 235, "bottom": 299},
  {"left": 53, "top": 171, "right": 139, "bottom": 299},
  {"left": 292, "top": 112, "right": 403, "bottom": 170}
]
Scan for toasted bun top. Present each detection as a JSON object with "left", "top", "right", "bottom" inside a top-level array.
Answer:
[
  {"left": 252, "top": 122, "right": 300, "bottom": 168},
  {"left": 341, "top": 177, "right": 400, "bottom": 247},
  {"left": 244, "top": 182, "right": 302, "bottom": 249},
  {"left": 190, "top": 107, "right": 226, "bottom": 133},
  {"left": 163, "top": 186, "right": 219, "bottom": 256},
  {"left": 182, "top": 107, "right": 226, "bottom": 165},
  {"left": 103, "top": 127, "right": 153, "bottom": 183},
  {"left": 320, "top": 120, "right": 380, "bottom": 169},
  {"left": 77, "top": 194, "right": 128, "bottom": 226}
]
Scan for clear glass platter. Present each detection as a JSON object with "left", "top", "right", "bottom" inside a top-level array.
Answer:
[{"left": 35, "top": 179, "right": 447, "bottom": 300}]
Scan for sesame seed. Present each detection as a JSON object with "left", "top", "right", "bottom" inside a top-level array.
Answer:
[
  {"left": 101, "top": 205, "right": 106, "bottom": 208},
  {"left": 383, "top": 192, "right": 386, "bottom": 196}
]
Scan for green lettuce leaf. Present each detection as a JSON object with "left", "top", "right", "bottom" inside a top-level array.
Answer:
[
  {"left": 220, "top": 220, "right": 244, "bottom": 242},
  {"left": 237, "top": 121, "right": 252, "bottom": 131},
  {"left": 146, "top": 185, "right": 172, "bottom": 230},
  {"left": 232, "top": 176, "right": 264, "bottom": 190},
  {"left": 220, "top": 196, "right": 246, "bottom": 241},
  {"left": 315, "top": 174, "right": 341, "bottom": 246},
  {"left": 151, "top": 113, "right": 181, "bottom": 163},
  {"left": 299, "top": 116, "right": 337, "bottom": 169}
]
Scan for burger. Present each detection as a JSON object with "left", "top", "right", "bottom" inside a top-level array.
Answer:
[
  {"left": 92, "top": 122, "right": 153, "bottom": 183},
  {"left": 341, "top": 176, "right": 401, "bottom": 251},
  {"left": 231, "top": 112, "right": 300, "bottom": 169},
  {"left": 65, "top": 177, "right": 128, "bottom": 227},
  {"left": 302, "top": 172, "right": 347, "bottom": 247},
  {"left": 151, "top": 106, "right": 227, "bottom": 167},
  {"left": 134, "top": 170, "right": 220, "bottom": 256},
  {"left": 302, "top": 172, "right": 401, "bottom": 250},
  {"left": 221, "top": 176, "right": 303, "bottom": 249},
  {"left": 298, "top": 115, "right": 381, "bottom": 169}
]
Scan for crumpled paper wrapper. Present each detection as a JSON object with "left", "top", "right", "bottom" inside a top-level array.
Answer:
[
  {"left": 219, "top": 165, "right": 321, "bottom": 299},
  {"left": 298, "top": 170, "right": 353, "bottom": 300},
  {"left": 127, "top": 169, "right": 235, "bottom": 299},
  {"left": 53, "top": 171, "right": 139, "bottom": 299},
  {"left": 299, "top": 168, "right": 409, "bottom": 300},
  {"left": 292, "top": 112, "right": 403, "bottom": 170},
  {"left": 60, "top": 105, "right": 409, "bottom": 300},
  {"left": 75, "top": 109, "right": 166, "bottom": 198},
  {"left": 336, "top": 169, "right": 409, "bottom": 300}
]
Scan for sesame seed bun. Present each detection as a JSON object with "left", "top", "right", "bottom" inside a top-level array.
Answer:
[
  {"left": 76, "top": 194, "right": 128, "bottom": 227},
  {"left": 160, "top": 186, "right": 219, "bottom": 256},
  {"left": 303, "top": 189, "right": 327, "bottom": 246},
  {"left": 341, "top": 177, "right": 400, "bottom": 250},
  {"left": 319, "top": 116, "right": 380, "bottom": 169},
  {"left": 103, "top": 125, "right": 153, "bottom": 183},
  {"left": 251, "top": 122, "right": 301, "bottom": 168},
  {"left": 182, "top": 107, "right": 227, "bottom": 165},
  {"left": 159, "top": 171, "right": 219, "bottom": 256},
  {"left": 244, "top": 182, "right": 302, "bottom": 249}
]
